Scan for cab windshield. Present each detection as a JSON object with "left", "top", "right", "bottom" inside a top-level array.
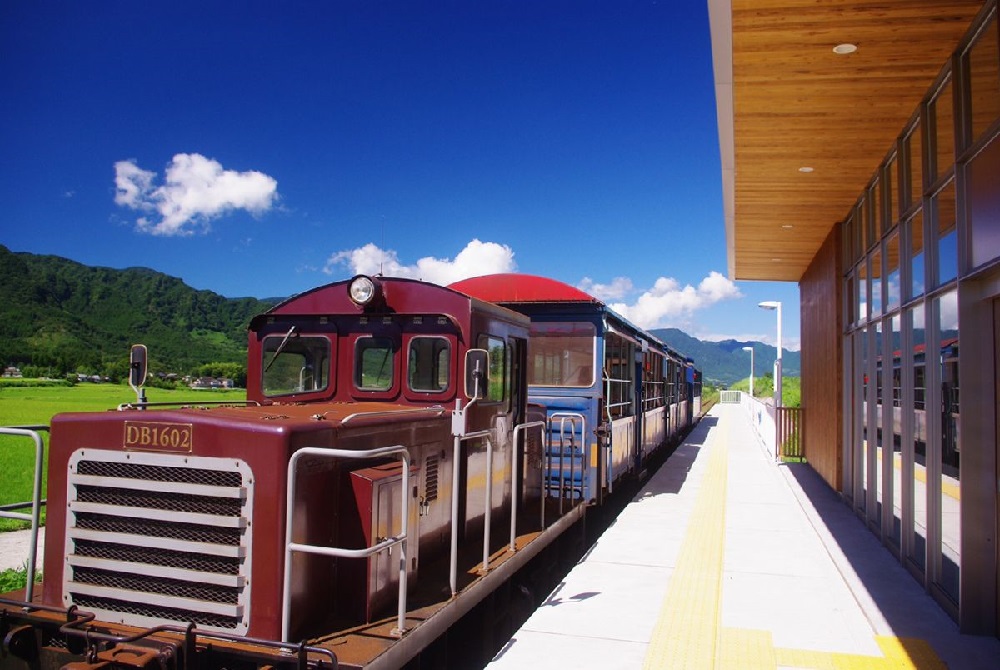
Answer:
[{"left": 262, "top": 332, "right": 331, "bottom": 397}]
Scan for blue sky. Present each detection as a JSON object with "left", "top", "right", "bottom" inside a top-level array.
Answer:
[{"left": 0, "top": 1, "right": 801, "bottom": 350}]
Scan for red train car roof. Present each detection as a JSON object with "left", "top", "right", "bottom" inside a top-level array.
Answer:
[{"left": 450, "top": 273, "right": 601, "bottom": 304}]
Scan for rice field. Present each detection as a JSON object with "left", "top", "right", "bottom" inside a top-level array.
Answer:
[{"left": 0, "top": 383, "right": 246, "bottom": 531}]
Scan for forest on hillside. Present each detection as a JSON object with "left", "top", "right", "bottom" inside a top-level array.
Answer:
[{"left": 0, "top": 245, "right": 275, "bottom": 381}]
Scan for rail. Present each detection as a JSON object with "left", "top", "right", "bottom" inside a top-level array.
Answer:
[
  {"left": 0, "top": 425, "right": 48, "bottom": 602},
  {"left": 117, "top": 400, "right": 262, "bottom": 411},
  {"left": 604, "top": 374, "right": 633, "bottom": 418},
  {"left": 776, "top": 406, "right": 804, "bottom": 459},
  {"left": 282, "top": 444, "right": 412, "bottom": 640},
  {"left": 543, "top": 412, "right": 586, "bottom": 526},
  {"left": 339, "top": 406, "right": 446, "bottom": 424},
  {"left": 510, "top": 421, "right": 546, "bottom": 552},
  {"left": 449, "top": 428, "right": 492, "bottom": 593}
]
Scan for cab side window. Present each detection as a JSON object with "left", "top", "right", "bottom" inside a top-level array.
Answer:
[{"left": 478, "top": 334, "right": 507, "bottom": 402}]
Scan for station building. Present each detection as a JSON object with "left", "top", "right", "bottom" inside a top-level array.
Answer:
[{"left": 707, "top": 0, "right": 1000, "bottom": 636}]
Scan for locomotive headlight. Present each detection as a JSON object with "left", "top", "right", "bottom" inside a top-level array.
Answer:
[{"left": 348, "top": 275, "right": 378, "bottom": 306}]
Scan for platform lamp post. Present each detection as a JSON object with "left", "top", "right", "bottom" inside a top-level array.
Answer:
[
  {"left": 742, "top": 346, "right": 754, "bottom": 399},
  {"left": 757, "top": 301, "right": 782, "bottom": 408}
]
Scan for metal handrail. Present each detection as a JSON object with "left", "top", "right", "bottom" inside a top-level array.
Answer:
[
  {"left": 510, "top": 421, "right": 546, "bottom": 552},
  {"left": 0, "top": 425, "right": 48, "bottom": 602},
  {"left": 282, "top": 444, "right": 412, "bottom": 640},
  {"left": 340, "top": 406, "right": 445, "bottom": 424},
  {"left": 117, "top": 400, "right": 261, "bottom": 411},
  {"left": 449, "top": 428, "right": 492, "bottom": 594},
  {"left": 544, "top": 412, "right": 586, "bottom": 522}
]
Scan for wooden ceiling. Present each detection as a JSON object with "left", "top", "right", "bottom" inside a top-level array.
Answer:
[{"left": 709, "top": 0, "right": 988, "bottom": 282}]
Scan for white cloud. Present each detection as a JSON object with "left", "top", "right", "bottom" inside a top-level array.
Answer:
[
  {"left": 114, "top": 153, "right": 278, "bottom": 236},
  {"left": 585, "top": 270, "right": 742, "bottom": 330},
  {"left": 577, "top": 276, "right": 633, "bottom": 301},
  {"left": 323, "top": 239, "right": 516, "bottom": 286}
]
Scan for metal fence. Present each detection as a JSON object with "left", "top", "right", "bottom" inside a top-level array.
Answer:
[{"left": 775, "top": 406, "right": 803, "bottom": 459}]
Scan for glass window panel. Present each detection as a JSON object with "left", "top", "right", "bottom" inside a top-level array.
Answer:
[
  {"left": 887, "top": 156, "right": 899, "bottom": 228},
  {"left": 935, "top": 180, "right": 958, "bottom": 285},
  {"left": 874, "top": 320, "right": 884, "bottom": 529},
  {"left": 862, "top": 195, "right": 872, "bottom": 252},
  {"left": 846, "top": 275, "right": 856, "bottom": 327},
  {"left": 907, "top": 120, "right": 923, "bottom": 207},
  {"left": 886, "top": 232, "right": 901, "bottom": 311},
  {"left": 859, "top": 327, "right": 869, "bottom": 515},
  {"left": 933, "top": 78, "right": 955, "bottom": 179},
  {"left": 478, "top": 335, "right": 508, "bottom": 402},
  {"left": 909, "top": 210, "right": 925, "bottom": 299},
  {"left": 858, "top": 260, "right": 869, "bottom": 324},
  {"left": 844, "top": 215, "right": 856, "bottom": 267},
  {"left": 408, "top": 336, "right": 450, "bottom": 392},
  {"left": 262, "top": 334, "right": 331, "bottom": 397},
  {"left": 935, "top": 289, "right": 960, "bottom": 602},
  {"left": 871, "top": 251, "right": 883, "bottom": 317},
  {"left": 968, "top": 134, "right": 1000, "bottom": 268},
  {"left": 968, "top": 14, "right": 1000, "bottom": 141},
  {"left": 869, "top": 179, "right": 882, "bottom": 246},
  {"left": 909, "top": 305, "right": 927, "bottom": 571},
  {"left": 356, "top": 337, "right": 394, "bottom": 390},
  {"left": 528, "top": 322, "right": 596, "bottom": 387},
  {"left": 889, "top": 314, "right": 902, "bottom": 548}
]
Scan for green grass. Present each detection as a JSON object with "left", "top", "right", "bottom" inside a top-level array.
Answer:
[
  {"left": 0, "top": 566, "right": 41, "bottom": 594},
  {"left": 0, "top": 382, "right": 246, "bottom": 531}
]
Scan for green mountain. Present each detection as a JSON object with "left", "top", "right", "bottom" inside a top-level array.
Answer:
[
  {"left": 0, "top": 245, "right": 795, "bottom": 386},
  {"left": 0, "top": 245, "right": 276, "bottom": 377},
  {"left": 651, "top": 327, "right": 800, "bottom": 387}
]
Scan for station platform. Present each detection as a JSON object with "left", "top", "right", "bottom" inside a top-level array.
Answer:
[{"left": 487, "top": 403, "right": 1000, "bottom": 669}]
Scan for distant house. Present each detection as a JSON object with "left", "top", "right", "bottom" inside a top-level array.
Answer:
[
  {"left": 3, "top": 366, "right": 22, "bottom": 378},
  {"left": 190, "top": 377, "right": 233, "bottom": 389}
]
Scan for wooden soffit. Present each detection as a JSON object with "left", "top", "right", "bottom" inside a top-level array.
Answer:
[{"left": 709, "top": 0, "right": 987, "bottom": 282}]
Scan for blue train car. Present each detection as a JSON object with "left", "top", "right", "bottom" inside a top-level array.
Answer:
[{"left": 451, "top": 273, "right": 699, "bottom": 505}]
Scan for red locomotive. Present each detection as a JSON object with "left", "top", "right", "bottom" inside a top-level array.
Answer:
[{"left": 0, "top": 274, "right": 699, "bottom": 670}]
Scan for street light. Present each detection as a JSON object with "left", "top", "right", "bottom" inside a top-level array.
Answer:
[
  {"left": 741, "top": 346, "right": 754, "bottom": 398},
  {"left": 758, "top": 301, "right": 782, "bottom": 408}
]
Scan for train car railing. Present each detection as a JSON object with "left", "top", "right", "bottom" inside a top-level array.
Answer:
[
  {"left": 450, "top": 427, "right": 492, "bottom": 595},
  {"left": 0, "top": 424, "right": 48, "bottom": 602},
  {"left": 510, "top": 421, "right": 546, "bottom": 552},
  {"left": 282, "top": 445, "right": 412, "bottom": 640},
  {"left": 543, "top": 412, "right": 586, "bottom": 524}
]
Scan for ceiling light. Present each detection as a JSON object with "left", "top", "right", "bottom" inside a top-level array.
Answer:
[
  {"left": 771, "top": 258, "right": 782, "bottom": 262},
  {"left": 799, "top": 166, "right": 814, "bottom": 173},
  {"left": 833, "top": 43, "right": 858, "bottom": 55},
  {"left": 781, "top": 224, "right": 794, "bottom": 230}
]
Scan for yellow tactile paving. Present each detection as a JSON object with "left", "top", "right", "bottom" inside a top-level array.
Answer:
[
  {"left": 642, "top": 419, "right": 729, "bottom": 668},
  {"left": 642, "top": 411, "right": 948, "bottom": 669}
]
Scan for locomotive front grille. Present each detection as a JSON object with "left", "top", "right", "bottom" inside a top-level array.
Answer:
[{"left": 64, "top": 450, "right": 253, "bottom": 634}]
